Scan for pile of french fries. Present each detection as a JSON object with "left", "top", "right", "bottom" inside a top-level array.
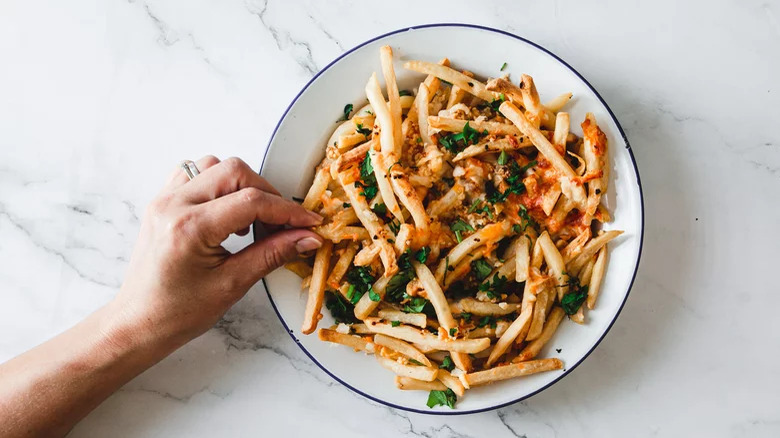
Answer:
[{"left": 287, "top": 46, "right": 622, "bottom": 408}]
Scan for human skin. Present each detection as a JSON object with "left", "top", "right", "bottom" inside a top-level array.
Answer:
[{"left": 0, "top": 156, "right": 323, "bottom": 437}]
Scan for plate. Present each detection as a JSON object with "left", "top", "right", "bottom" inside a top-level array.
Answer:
[{"left": 259, "top": 24, "right": 644, "bottom": 414}]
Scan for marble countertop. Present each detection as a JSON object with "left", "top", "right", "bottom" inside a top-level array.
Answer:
[{"left": 2, "top": 0, "right": 779, "bottom": 436}]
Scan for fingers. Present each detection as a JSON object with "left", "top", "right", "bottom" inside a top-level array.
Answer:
[
  {"left": 197, "top": 187, "right": 323, "bottom": 245},
  {"left": 164, "top": 155, "right": 222, "bottom": 191},
  {"left": 225, "top": 228, "right": 323, "bottom": 287},
  {"left": 178, "top": 157, "right": 281, "bottom": 203}
]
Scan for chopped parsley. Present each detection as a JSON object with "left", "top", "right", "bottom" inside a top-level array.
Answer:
[
  {"left": 385, "top": 250, "right": 416, "bottom": 302},
  {"left": 388, "top": 219, "right": 401, "bottom": 235},
  {"left": 342, "top": 202, "right": 351, "bottom": 208},
  {"left": 497, "top": 150, "right": 510, "bottom": 166},
  {"left": 486, "top": 159, "right": 537, "bottom": 204},
  {"left": 438, "top": 122, "right": 488, "bottom": 153},
  {"left": 325, "top": 291, "right": 358, "bottom": 324},
  {"left": 439, "top": 355, "right": 455, "bottom": 371},
  {"left": 368, "top": 288, "right": 381, "bottom": 302},
  {"left": 371, "top": 202, "right": 388, "bottom": 217},
  {"left": 427, "top": 388, "right": 457, "bottom": 409},
  {"left": 500, "top": 62, "right": 508, "bottom": 71},
  {"left": 391, "top": 320, "right": 401, "bottom": 327},
  {"left": 471, "top": 259, "right": 493, "bottom": 282},
  {"left": 517, "top": 205, "right": 540, "bottom": 233},
  {"left": 341, "top": 103, "right": 353, "bottom": 121},
  {"left": 355, "top": 152, "right": 379, "bottom": 199},
  {"left": 356, "top": 123, "right": 372, "bottom": 136},
  {"left": 561, "top": 274, "right": 589, "bottom": 315},
  {"left": 477, "top": 315, "right": 498, "bottom": 329},
  {"left": 403, "top": 296, "right": 430, "bottom": 314},
  {"left": 450, "top": 219, "right": 475, "bottom": 243},
  {"left": 489, "top": 93, "right": 506, "bottom": 111},
  {"left": 415, "top": 246, "right": 430, "bottom": 263},
  {"left": 479, "top": 273, "right": 508, "bottom": 300},
  {"left": 408, "top": 358, "right": 425, "bottom": 366},
  {"left": 468, "top": 199, "right": 493, "bottom": 219},
  {"left": 460, "top": 312, "right": 472, "bottom": 322},
  {"left": 449, "top": 328, "right": 457, "bottom": 337},
  {"left": 399, "top": 89, "right": 413, "bottom": 96},
  {"left": 345, "top": 266, "right": 375, "bottom": 304}
]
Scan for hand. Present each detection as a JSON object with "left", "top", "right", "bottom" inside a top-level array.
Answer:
[{"left": 115, "top": 156, "right": 323, "bottom": 344}]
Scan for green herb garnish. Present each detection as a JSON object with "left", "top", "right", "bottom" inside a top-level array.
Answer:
[
  {"left": 439, "top": 355, "right": 455, "bottom": 371},
  {"left": 391, "top": 320, "right": 401, "bottom": 327},
  {"left": 399, "top": 90, "right": 413, "bottom": 96},
  {"left": 342, "top": 103, "right": 353, "bottom": 121},
  {"left": 561, "top": 274, "right": 589, "bottom": 315},
  {"left": 500, "top": 62, "right": 508, "bottom": 71},
  {"left": 325, "top": 291, "right": 358, "bottom": 324},
  {"left": 427, "top": 388, "right": 457, "bottom": 409},
  {"left": 450, "top": 219, "right": 475, "bottom": 243},
  {"left": 415, "top": 246, "right": 430, "bottom": 263},
  {"left": 471, "top": 259, "right": 493, "bottom": 282},
  {"left": 356, "top": 123, "right": 372, "bottom": 136}
]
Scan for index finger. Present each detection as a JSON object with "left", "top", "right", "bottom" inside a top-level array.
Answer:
[
  {"left": 196, "top": 187, "right": 323, "bottom": 246},
  {"left": 178, "top": 157, "right": 281, "bottom": 203}
]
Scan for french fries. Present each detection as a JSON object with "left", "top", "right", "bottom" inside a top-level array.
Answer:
[
  {"left": 465, "top": 358, "right": 564, "bottom": 386},
  {"left": 296, "top": 48, "right": 624, "bottom": 408}
]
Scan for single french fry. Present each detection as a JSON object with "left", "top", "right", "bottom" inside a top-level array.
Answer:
[
  {"left": 581, "top": 113, "right": 609, "bottom": 219},
  {"left": 515, "top": 307, "right": 565, "bottom": 362},
  {"left": 354, "top": 275, "right": 391, "bottom": 320},
  {"left": 416, "top": 83, "right": 433, "bottom": 146},
  {"left": 326, "top": 242, "right": 359, "bottom": 289},
  {"left": 519, "top": 74, "right": 555, "bottom": 129},
  {"left": 395, "top": 376, "right": 447, "bottom": 391},
  {"left": 365, "top": 73, "right": 396, "bottom": 155},
  {"left": 545, "top": 92, "right": 573, "bottom": 113},
  {"left": 414, "top": 262, "right": 456, "bottom": 329},
  {"left": 364, "top": 318, "right": 490, "bottom": 353},
  {"left": 452, "top": 137, "right": 533, "bottom": 161},
  {"left": 285, "top": 260, "right": 313, "bottom": 278},
  {"left": 428, "top": 116, "right": 523, "bottom": 137},
  {"left": 454, "top": 298, "right": 521, "bottom": 316},
  {"left": 486, "top": 306, "right": 533, "bottom": 366},
  {"left": 377, "top": 309, "right": 427, "bottom": 328},
  {"left": 537, "top": 231, "right": 569, "bottom": 301},
  {"left": 380, "top": 46, "right": 403, "bottom": 156},
  {"left": 374, "top": 334, "right": 431, "bottom": 366},
  {"left": 403, "top": 60, "right": 496, "bottom": 101},
  {"left": 318, "top": 328, "right": 373, "bottom": 352},
  {"left": 376, "top": 356, "right": 438, "bottom": 381},
  {"left": 465, "top": 358, "right": 564, "bottom": 386},
  {"left": 354, "top": 243, "right": 381, "bottom": 266},
  {"left": 302, "top": 241, "right": 333, "bottom": 334},
  {"left": 515, "top": 235, "right": 530, "bottom": 283},
  {"left": 437, "top": 369, "right": 466, "bottom": 397},
  {"left": 499, "top": 101, "right": 587, "bottom": 209},
  {"left": 587, "top": 246, "right": 608, "bottom": 309},
  {"left": 302, "top": 166, "right": 331, "bottom": 211},
  {"left": 312, "top": 224, "right": 370, "bottom": 243},
  {"left": 553, "top": 112, "right": 569, "bottom": 154},
  {"left": 369, "top": 149, "right": 404, "bottom": 222}
]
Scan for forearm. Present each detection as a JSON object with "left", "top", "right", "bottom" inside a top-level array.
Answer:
[{"left": 0, "top": 299, "right": 183, "bottom": 438}]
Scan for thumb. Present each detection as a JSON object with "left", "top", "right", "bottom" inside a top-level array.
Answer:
[{"left": 227, "top": 228, "right": 323, "bottom": 287}]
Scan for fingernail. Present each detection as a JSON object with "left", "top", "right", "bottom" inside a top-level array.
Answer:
[
  {"left": 295, "top": 237, "right": 322, "bottom": 253},
  {"left": 306, "top": 210, "right": 324, "bottom": 224}
]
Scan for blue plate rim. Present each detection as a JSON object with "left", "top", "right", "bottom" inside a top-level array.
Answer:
[{"left": 258, "top": 22, "right": 645, "bottom": 416}]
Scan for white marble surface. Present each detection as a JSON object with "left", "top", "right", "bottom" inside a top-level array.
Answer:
[{"left": 1, "top": 0, "right": 779, "bottom": 436}]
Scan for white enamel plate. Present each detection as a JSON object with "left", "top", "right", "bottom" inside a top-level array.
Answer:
[{"left": 260, "top": 24, "right": 644, "bottom": 414}]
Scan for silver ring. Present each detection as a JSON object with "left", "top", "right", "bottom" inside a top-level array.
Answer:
[{"left": 180, "top": 160, "right": 200, "bottom": 180}]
